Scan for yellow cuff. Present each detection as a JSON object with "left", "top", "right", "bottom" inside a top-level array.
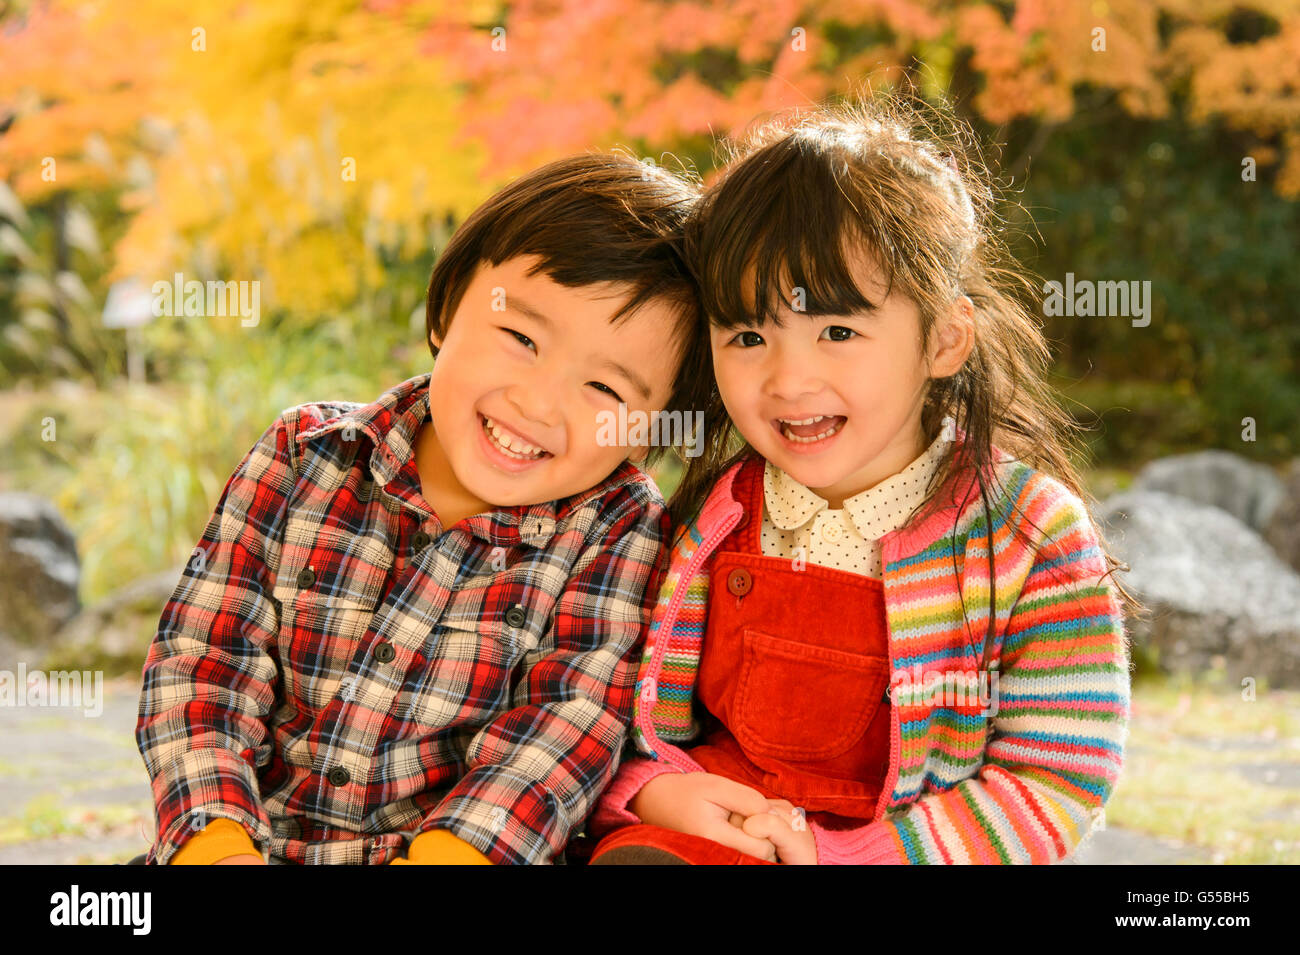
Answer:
[
  {"left": 389, "top": 829, "right": 493, "bottom": 865},
  {"left": 169, "top": 817, "right": 260, "bottom": 865}
]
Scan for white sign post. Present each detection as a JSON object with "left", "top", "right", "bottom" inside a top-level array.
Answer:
[{"left": 101, "top": 278, "right": 155, "bottom": 385}]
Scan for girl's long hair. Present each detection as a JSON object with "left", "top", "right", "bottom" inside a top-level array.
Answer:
[{"left": 670, "top": 91, "right": 1144, "bottom": 663}]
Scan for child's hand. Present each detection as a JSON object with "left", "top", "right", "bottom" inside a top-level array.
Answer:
[
  {"left": 630, "top": 771, "right": 778, "bottom": 862},
  {"left": 739, "top": 798, "right": 818, "bottom": 865}
]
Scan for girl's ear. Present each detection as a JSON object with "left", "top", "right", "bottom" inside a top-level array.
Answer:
[
  {"left": 928, "top": 295, "right": 975, "bottom": 378},
  {"left": 429, "top": 326, "right": 444, "bottom": 351}
]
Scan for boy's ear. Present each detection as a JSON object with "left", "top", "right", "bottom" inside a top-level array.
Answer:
[{"left": 928, "top": 295, "right": 975, "bottom": 378}]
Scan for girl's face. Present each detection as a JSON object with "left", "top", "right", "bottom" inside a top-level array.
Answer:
[{"left": 710, "top": 252, "right": 972, "bottom": 508}]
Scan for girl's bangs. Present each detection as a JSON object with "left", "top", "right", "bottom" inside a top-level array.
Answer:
[{"left": 697, "top": 145, "right": 887, "bottom": 330}]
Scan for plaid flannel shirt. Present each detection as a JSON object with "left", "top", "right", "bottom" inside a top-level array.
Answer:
[{"left": 136, "top": 372, "right": 670, "bottom": 864}]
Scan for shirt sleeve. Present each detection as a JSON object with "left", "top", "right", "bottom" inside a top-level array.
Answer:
[
  {"left": 809, "top": 490, "right": 1131, "bottom": 864},
  {"left": 135, "top": 413, "right": 296, "bottom": 865},
  {"left": 411, "top": 491, "right": 670, "bottom": 864},
  {"left": 168, "top": 818, "right": 261, "bottom": 865}
]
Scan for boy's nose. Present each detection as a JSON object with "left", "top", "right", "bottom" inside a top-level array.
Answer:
[{"left": 503, "top": 383, "right": 559, "bottom": 432}]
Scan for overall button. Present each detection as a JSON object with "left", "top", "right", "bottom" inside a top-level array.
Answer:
[
  {"left": 373, "top": 642, "right": 396, "bottom": 663},
  {"left": 327, "top": 766, "right": 350, "bottom": 787},
  {"left": 505, "top": 604, "right": 527, "bottom": 628},
  {"left": 726, "top": 568, "right": 752, "bottom": 596},
  {"left": 297, "top": 567, "right": 316, "bottom": 588},
  {"left": 412, "top": 530, "right": 431, "bottom": 552}
]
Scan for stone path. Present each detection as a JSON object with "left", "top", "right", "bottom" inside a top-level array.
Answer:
[
  {"left": 0, "top": 676, "right": 154, "bottom": 864},
  {"left": 0, "top": 677, "right": 1281, "bottom": 865}
]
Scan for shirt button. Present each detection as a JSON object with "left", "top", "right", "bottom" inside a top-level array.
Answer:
[
  {"left": 327, "top": 766, "right": 350, "bottom": 787},
  {"left": 505, "top": 605, "right": 527, "bottom": 628},
  {"left": 297, "top": 567, "right": 316, "bottom": 588},
  {"left": 374, "top": 642, "right": 395, "bottom": 663},
  {"left": 821, "top": 519, "right": 843, "bottom": 542},
  {"left": 412, "top": 530, "right": 431, "bottom": 552},
  {"left": 726, "top": 568, "right": 752, "bottom": 596}
]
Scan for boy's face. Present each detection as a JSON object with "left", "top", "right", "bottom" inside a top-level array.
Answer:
[{"left": 425, "top": 255, "right": 683, "bottom": 509}]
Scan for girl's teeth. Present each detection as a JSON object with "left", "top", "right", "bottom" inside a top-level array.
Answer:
[
  {"left": 483, "top": 416, "right": 546, "bottom": 459},
  {"left": 780, "top": 416, "right": 844, "bottom": 443}
]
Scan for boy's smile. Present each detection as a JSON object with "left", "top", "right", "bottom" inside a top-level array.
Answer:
[
  {"left": 417, "top": 254, "right": 683, "bottom": 527},
  {"left": 479, "top": 414, "right": 550, "bottom": 465}
]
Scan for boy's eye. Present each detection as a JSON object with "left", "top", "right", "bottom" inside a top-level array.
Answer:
[
  {"left": 820, "top": 325, "right": 857, "bottom": 342},
  {"left": 504, "top": 328, "right": 536, "bottom": 352},
  {"left": 588, "top": 382, "right": 624, "bottom": 402},
  {"left": 729, "top": 330, "right": 765, "bottom": 347}
]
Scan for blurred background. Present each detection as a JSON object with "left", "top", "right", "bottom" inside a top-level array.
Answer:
[{"left": 0, "top": 0, "right": 1297, "bottom": 864}]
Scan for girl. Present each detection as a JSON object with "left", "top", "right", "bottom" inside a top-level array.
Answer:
[{"left": 584, "top": 95, "right": 1136, "bottom": 865}]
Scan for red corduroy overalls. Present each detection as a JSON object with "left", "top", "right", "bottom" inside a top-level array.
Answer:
[{"left": 591, "top": 456, "right": 893, "bottom": 864}]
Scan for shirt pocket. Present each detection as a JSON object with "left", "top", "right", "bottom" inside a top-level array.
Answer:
[
  {"left": 399, "top": 586, "right": 553, "bottom": 731},
  {"left": 397, "top": 615, "right": 527, "bottom": 733},
  {"left": 433, "top": 577, "right": 553, "bottom": 656},
  {"left": 732, "top": 628, "right": 889, "bottom": 762},
  {"left": 272, "top": 516, "right": 392, "bottom": 713}
]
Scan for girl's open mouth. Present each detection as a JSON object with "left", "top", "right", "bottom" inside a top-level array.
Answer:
[{"left": 775, "top": 414, "right": 847, "bottom": 444}]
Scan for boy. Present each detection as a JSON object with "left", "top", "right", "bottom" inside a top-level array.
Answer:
[{"left": 135, "top": 153, "right": 708, "bottom": 865}]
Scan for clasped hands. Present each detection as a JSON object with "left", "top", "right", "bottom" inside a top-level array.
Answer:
[{"left": 628, "top": 771, "right": 818, "bottom": 864}]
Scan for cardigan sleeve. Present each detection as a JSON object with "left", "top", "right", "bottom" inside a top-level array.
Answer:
[
  {"left": 628, "top": 539, "right": 715, "bottom": 760},
  {"left": 586, "top": 755, "right": 685, "bottom": 837},
  {"left": 809, "top": 490, "right": 1131, "bottom": 864}
]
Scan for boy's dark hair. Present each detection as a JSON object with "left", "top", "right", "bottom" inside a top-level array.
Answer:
[{"left": 424, "top": 152, "right": 710, "bottom": 515}]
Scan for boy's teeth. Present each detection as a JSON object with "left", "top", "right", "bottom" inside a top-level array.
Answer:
[
  {"left": 483, "top": 416, "right": 546, "bottom": 459},
  {"left": 781, "top": 415, "right": 826, "bottom": 426}
]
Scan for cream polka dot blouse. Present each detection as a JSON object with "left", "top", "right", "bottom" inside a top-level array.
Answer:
[{"left": 761, "top": 416, "right": 957, "bottom": 579}]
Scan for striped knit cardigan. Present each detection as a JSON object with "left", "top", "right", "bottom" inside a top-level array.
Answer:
[{"left": 589, "top": 436, "right": 1131, "bottom": 864}]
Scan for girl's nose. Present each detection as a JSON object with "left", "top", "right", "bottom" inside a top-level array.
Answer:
[{"left": 762, "top": 353, "right": 824, "bottom": 402}]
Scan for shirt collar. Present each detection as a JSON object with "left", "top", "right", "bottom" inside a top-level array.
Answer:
[
  {"left": 764, "top": 415, "right": 957, "bottom": 541},
  {"left": 295, "top": 372, "right": 431, "bottom": 490}
]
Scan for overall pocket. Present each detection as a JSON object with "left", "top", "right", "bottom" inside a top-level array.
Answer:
[{"left": 732, "top": 628, "right": 889, "bottom": 761}]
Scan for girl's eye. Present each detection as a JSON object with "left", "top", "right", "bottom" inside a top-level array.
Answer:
[
  {"left": 588, "top": 382, "right": 624, "bottom": 402},
  {"left": 504, "top": 328, "right": 536, "bottom": 352},
  {"left": 820, "top": 325, "right": 857, "bottom": 342},
  {"left": 729, "top": 330, "right": 765, "bottom": 347}
]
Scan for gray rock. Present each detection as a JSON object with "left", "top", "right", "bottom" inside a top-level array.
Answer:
[
  {"left": 1264, "top": 458, "right": 1300, "bottom": 574},
  {"left": 1099, "top": 490, "right": 1300, "bottom": 687},
  {"left": 0, "top": 493, "right": 80, "bottom": 658},
  {"left": 1132, "top": 450, "right": 1284, "bottom": 532},
  {"left": 42, "top": 566, "right": 184, "bottom": 675}
]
